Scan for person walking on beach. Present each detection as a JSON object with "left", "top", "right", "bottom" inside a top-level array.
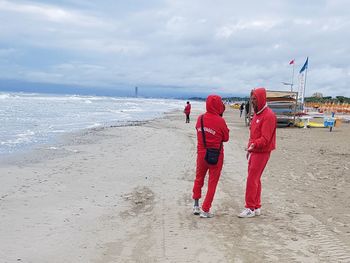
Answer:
[
  {"left": 239, "top": 102, "right": 245, "bottom": 117},
  {"left": 192, "top": 95, "right": 230, "bottom": 218},
  {"left": 184, "top": 101, "right": 191, "bottom": 123},
  {"left": 238, "top": 87, "right": 276, "bottom": 218}
]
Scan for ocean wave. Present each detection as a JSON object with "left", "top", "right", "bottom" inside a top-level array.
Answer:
[
  {"left": 0, "top": 92, "right": 186, "bottom": 155},
  {"left": 0, "top": 93, "right": 20, "bottom": 99},
  {"left": 1, "top": 130, "right": 35, "bottom": 146}
]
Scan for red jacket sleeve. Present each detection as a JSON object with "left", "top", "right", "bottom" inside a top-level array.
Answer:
[{"left": 221, "top": 119, "right": 229, "bottom": 142}]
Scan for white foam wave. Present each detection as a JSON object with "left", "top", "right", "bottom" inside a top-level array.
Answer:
[
  {"left": 1, "top": 130, "right": 35, "bottom": 146},
  {"left": 0, "top": 92, "right": 188, "bottom": 155},
  {"left": 0, "top": 94, "right": 11, "bottom": 99},
  {"left": 87, "top": 123, "right": 102, "bottom": 128}
]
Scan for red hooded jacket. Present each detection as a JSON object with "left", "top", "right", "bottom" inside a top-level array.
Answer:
[
  {"left": 248, "top": 88, "right": 276, "bottom": 153},
  {"left": 196, "top": 95, "right": 229, "bottom": 154},
  {"left": 184, "top": 103, "right": 191, "bottom": 114}
]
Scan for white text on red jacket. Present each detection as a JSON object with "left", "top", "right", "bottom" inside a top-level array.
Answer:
[{"left": 197, "top": 127, "right": 216, "bottom": 135}]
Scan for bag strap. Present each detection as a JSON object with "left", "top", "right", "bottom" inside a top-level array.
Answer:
[
  {"left": 200, "top": 115, "right": 207, "bottom": 148},
  {"left": 201, "top": 115, "right": 223, "bottom": 150}
]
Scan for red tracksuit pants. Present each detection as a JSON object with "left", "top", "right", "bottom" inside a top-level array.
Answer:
[
  {"left": 245, "top": 152, "right": 271, "bottom": 209},
  {"left": 192, "top": 152, "right": 224, "bottom": 212}
]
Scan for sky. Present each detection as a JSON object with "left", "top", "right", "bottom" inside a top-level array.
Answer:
[{"left": 0, "top": 0, "right": 349, "bottom": 97}]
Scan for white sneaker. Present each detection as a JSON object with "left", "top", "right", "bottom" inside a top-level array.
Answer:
[
  {"left": 193, "top": 206, "right": 200, "bottom": 215},
  {"left": 200, "top": 209, "right": 214, "bottom": 218},
  {"left": 238, "top": 208, "right": 255, "bottom": 218},
  {"left": 255, "top": 208, "right": 261, "bottom": 216}
]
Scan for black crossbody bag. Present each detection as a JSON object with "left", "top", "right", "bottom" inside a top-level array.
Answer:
[{"left": 200, "top": 115, "right": 222, "bottom": 165}]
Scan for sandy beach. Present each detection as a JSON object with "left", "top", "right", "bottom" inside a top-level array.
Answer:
[{"left": 1, "top": 105, "right": 350, "bottom": 263}]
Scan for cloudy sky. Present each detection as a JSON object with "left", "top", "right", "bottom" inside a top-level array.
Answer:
[{"left": 0, "top": 0, "right": 349, "bottom": 97}]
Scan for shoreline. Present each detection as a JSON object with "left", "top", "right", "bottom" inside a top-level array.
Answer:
[
  {"left": 0, "top": 92, "right": 191, "bottom": 160},
  {"left": 0, "top": 110, "right": 180, "bottom": 167}
]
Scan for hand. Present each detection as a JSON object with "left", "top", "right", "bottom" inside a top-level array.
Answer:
[{"left": 247, "top": 143, "right": 255, "bottom": 152}]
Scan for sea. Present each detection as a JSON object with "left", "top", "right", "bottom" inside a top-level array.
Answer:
[{"left": 0, "top": 92, "right": 192, "bottom": 156}]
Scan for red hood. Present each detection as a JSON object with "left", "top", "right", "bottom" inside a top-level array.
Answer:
[
  {"left": 206, "top": 95, "right": 225, "bottom": 115},
  {"left": 251, "top": 87, "right": 267, "bottom": 112}
]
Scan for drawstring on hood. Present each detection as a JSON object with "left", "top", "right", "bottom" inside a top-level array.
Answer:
[{"left": 257, "top": 103, "right": 267, "bottom": 115}]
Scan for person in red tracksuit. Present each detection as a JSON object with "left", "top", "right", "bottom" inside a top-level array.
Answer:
[
  {"left": 238, "top": 87, "right": 276, "bottom": 218},
  {"left": 192, "top": 95, "right": 229, "bottom": 218},
  {"left": 184, "top": 101, "right": 191, "bottom": 123}
]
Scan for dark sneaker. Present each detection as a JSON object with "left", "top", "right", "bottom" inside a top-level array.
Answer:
[{"left": 193, "top": 206, "right": 200, "bottom": 215}]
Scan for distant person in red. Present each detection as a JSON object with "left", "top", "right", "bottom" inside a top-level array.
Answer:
[
  {"left": 238, "top": 87, "right": 276, "bottom": 218},
  {"left": 192, "top": 95, "right": 230, "bottom": 218},
  {"left": 184, "top": 101, "right": 191, "bottom": 123}
]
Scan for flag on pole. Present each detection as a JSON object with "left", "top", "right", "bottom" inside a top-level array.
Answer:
[
  {"left": 289, "top": 59, "right": 295, "bottom": 65},
  {"left": 299, "top": 57, "right": 308, "bottom": 73}
]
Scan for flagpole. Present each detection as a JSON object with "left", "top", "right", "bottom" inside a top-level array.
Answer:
[
  {"left": 299, "top": 57, "right": 309, "bottom": 111},
  {"left": 291, "top": 63, "right": 295, "bottom": 92},
  {"left": 302, "top": 66, "right": 308, "bottom": 110}
]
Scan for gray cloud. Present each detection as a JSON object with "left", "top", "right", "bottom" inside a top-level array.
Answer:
[{"left": 0, "top": 0, "right": 349, "bottom": 97}]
